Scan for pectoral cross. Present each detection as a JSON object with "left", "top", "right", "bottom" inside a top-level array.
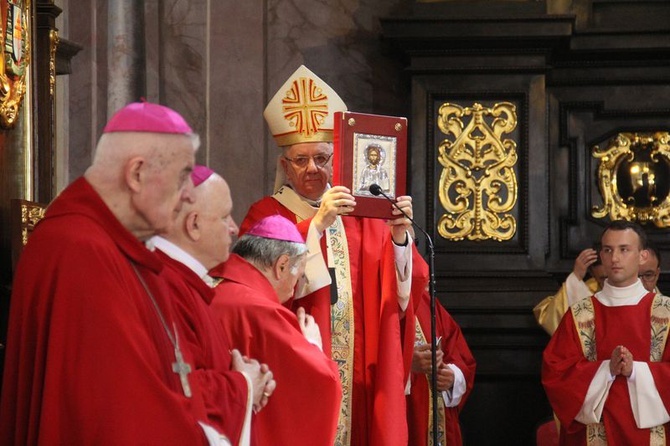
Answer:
[{"left": 172, "top": 346, "right": 192, "bottom": 398}]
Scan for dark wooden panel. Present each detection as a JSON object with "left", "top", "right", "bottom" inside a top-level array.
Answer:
[
  {"left": 382, "top": 1, "right": 670, "bottom": 444},
  {"left": 460, "top": 377, "right": 552, "bottom": 446}
]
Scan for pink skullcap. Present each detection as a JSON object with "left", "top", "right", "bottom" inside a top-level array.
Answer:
[
  {"left": 246, "top": 215, "right": 305, "bottom": 244},
  {"left": 103, "top": 101, "right": 192, "bottom": 134},
  {"left": 191, "top": 165, "right": 215, "bottom": 187}
]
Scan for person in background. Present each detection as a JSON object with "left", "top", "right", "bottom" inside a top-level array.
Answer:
[
  {"left": 209, "top": 214, "right": 342, "bottom": 445},
  {"left": 542, "top": 220, "right": 670, "bottom": 445},
  {"left": 239, "top": 65, "right": 429, "bottom": 445},
  {"left": 148, "top": 166, "right": 277, "bottom": 445},
  {"left": 639, "top": 241, "right": 662, "bottom": 293},
  {"left": 534, "top": 246, "right": 607, "bottom": 335},
  {"left": 407, "top": 287, "right": 476, "bottom": 446},
  {"left": 0, "top": 102, "right": 231, "bottom": 445}
]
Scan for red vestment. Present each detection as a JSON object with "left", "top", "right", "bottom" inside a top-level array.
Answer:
[
  {"left": 209, "top": 254, "right": 342, "bottom": 445},
  {"left": 240, "top": 196, "right": 427, "bottom": 445},
  {"left": 542, "top": 293, "right": 670, "bottom": 445},
  {"left": 406, "top": 291, "right": 476, "bottom": 446},
  {"left": 0, "top": 178, "right": 209, "bottom": 445},
  {"left": 155, "top": 249, "right": 251, "bottom": 444}
]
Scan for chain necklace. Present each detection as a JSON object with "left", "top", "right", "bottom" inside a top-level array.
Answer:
[{"left": 131, "top": 262, "right": 192, "bottom": 397}]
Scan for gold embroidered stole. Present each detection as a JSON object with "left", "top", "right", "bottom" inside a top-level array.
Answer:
[
  {"left": 328, "top": 217, "right": 355, "bottom": 446},
  {"left": 272, "top": 187, "right": 355, "bottom": 446},
  {"left": 414, "top": 320, "right": 447, "bottom": 446},
  {"left": 571, "top": 294, "right": 670, "bottom": 446}
]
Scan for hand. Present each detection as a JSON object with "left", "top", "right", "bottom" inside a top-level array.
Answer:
[
  {"left": 312, "top": 186, "right": 356, "bottom": 233},
  {"left": 435, "top": 365, "right": 455, "bottom": 392},
  {"left": 230, "top": 349, "right": 276, "bottom": 411},
  {"left": 609, "top": 345, "right": 633, "bottom": 377},
  {"left": 297, "top": 307, "right": 323, "bottom": 351},
  {"left": 258, "top": 363, "right": 276, "bottom": 412},
  {"left": 412, "top": 343, "right": 444, "bottom": 374},
  {"left": 573, "top": 248, "right": 599, "bottom": 281},
  {"left": 389, "top": 195, "right": 413, "bottom": 245}
]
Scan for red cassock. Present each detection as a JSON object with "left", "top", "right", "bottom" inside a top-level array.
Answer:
[
  {"left": 240, "top": 196, "right": 428, "bottom": 445},
  {"left": 155, "top": 250, "right": 251, "bottom": 444},
  {"left": 0, "top": 178, "right": 209, "bottom": 445},
  {"left": 542, "top": 293, "right": 670, "bottom": 446},
  {"left": 209, "top": 254, "right": 342, "bottom": 445},
  {"left": 406, "top": 290, "right": 477, "bottom": 446}
]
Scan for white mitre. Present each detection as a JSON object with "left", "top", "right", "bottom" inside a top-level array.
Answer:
[{"left": 264, "top": 65, "right": 347, "bottom": 147}]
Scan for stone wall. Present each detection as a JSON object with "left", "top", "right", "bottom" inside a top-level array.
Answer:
[{"left": 62, "top": 0, "right": 409, "bottom": 224}]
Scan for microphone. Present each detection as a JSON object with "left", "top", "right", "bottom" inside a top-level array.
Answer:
[
  {"left": 368, "top": 184, "right": 427, "bottom": 239},
  {"left": 368, "top": 183, "right": 439, "bottom": 446},
  {"left": 368, "top": 183, "right": 384, "bottom": 197}
]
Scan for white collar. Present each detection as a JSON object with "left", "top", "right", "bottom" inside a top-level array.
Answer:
[
  {"left": 595, "top": 279, "right": 649, "bottom": 307},
  {"left": 146, "top": 236, "right": 215, "bottom": 287}
]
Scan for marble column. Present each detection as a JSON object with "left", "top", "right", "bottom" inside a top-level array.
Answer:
[{"left": 107, "top": 0, "right": 144, "bottom": 117}]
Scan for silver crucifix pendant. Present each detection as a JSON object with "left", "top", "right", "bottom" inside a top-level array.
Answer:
[{"left": 172, "top": 346, "right": 192, "bottom": 398}]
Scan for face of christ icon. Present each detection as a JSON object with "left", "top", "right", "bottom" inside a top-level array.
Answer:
[{"left": 358, "top": 143, "right": 390, "bottom": 194}]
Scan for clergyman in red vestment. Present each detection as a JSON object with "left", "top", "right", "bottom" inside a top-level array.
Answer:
[
  {"left": 407, "top": 288, "right": 476, "bottom": 446},
  {"left": 210, "top": 215, "right": 342, "bottom": 445},
  {"left": 240, "top": 65, "right": 429, "bottom": 445},
  {"left": 148, "top": 165, "right": 278, "bottom": 445},
  {"left": 0, "top": 102, "right": 231, "bottom": 445},
  {"left": 543, "top": 220, "right": 670, "bottom": 445}
]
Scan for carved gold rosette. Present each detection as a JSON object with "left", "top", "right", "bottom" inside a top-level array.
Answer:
[
  {"left": 592, "top": 132, "right": 670, "bottom": 227},
  {"left": 0, "top": 0, "right": 30, "bottom": 129},
  {"left": 436, "top": 102, "right": 518, "bottom": 241}
]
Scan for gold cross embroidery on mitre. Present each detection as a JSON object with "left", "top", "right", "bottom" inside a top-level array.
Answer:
[{"left": 281, "top": 77, "right": 329, "bottom": 137}]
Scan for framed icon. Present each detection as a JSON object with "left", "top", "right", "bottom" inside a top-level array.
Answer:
[{"left": 332, "top": 111, "right": 407, "bottom": 219}]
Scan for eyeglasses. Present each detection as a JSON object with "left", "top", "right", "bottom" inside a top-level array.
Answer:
[
  {"left": 283, "top": 153, "right": 333, "bottom": 169},
  {"left": 639, "top": 271, "right": 659, "bottom": 281}
]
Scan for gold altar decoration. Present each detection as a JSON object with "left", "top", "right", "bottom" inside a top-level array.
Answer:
[
  {"left": 436, "top": 102, "right": 518, "bottom": 241},
  {"left": 49, "top": 29, "right": 58, "bottom": 96},
  {"left": 0, "top": 0, "right": 30, "bottom": 128},
  {"left": 19, "top": 199, "right": 45, "bottom": 245},
  {"left": 592, "top": 132, "right": 670, "bottom": 227}
]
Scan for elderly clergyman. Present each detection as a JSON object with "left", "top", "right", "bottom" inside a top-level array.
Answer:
[
  {"left": 210, "top": 214, "right": 342, "bottom": 445},
  {"left": 1, "top": 102, "right": 233, "bottom": 444}
]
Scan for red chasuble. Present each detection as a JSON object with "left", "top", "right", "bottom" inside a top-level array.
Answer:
[
  {"left": 155, "top": 250, "right": 251, "bottom": 444},
  {"left": 240, "top": 196, "right": 427, "bottom": 446},
  {"left": 542, "top": 293, "right": 670, "bottom": 446},
  {"left": 0, "top": 178, "right": 210, "bottom": 445},
  {"left": 407, "top": 290, "right": 477, "bottom": 446},
  {"left": 209, "top": 254, "right": 342, "bottom": 445}
]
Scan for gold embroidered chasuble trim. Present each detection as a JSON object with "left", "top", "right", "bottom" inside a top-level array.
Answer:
[
  {"left": 328, "top": 217, "right": 355, "bottom": 446},
  {"left": 272, "top": 186, "right": 354, "bottom": 446},
  {"left": 414, "top": 320, "right": 446, "bottom": 446},
  {"left": 571, "top": 294, "right": 670, "bottom": 446}
]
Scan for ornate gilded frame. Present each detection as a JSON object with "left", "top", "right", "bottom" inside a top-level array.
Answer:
[{"left": 592, "top": 132, "right": 670, "bottom": 227}]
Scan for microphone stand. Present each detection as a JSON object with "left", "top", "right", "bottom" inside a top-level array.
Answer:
[{"left": 368, "top": 184, "right": 439, "bottom": 446}]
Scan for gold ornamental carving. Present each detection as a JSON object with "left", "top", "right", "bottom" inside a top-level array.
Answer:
[
  {"left": 0, "top": 0, "right": 30, "bottom": 128},
  {"left": 436, "top": 102, "right": 518, "bottom": 241},
  {"left": 592, "top": 132, "right": 670, "bottom": 227},
  {"left": 20, "top": 201, "right": 45, "bottom": 245},
  {"left": 49, "top": 29, "right": 59, "bottom": 96}
]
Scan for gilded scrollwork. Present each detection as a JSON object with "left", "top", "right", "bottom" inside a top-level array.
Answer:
[
  {"left": 436, "top": 102, "right": 518, "bottom": 241},
  {"left": 592, "top": 132, "right": 670, "bottom": 227},
  {"left": 0, "top": 0, "right": 30, "bottom": 129},
  {"left": 49, "top": 29, "right": 59, "bottom": 96},
  {"left": 20, "top": 201, "right": 45, "bottom": 245}
]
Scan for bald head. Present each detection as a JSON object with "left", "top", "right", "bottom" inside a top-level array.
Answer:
[
  {"left": 84, "top": 131, "right": 198, "bottom": 240},
  {"left": 165, "top": 172, "right": 239, "bottom": 271}
]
